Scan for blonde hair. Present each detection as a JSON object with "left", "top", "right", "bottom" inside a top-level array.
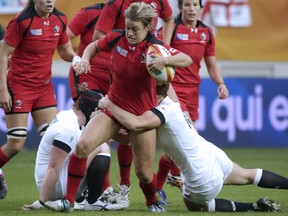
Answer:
[
  {"left": 124, "top": 2, "right": 156, "bottom": 27},
  {"left": 24, "top": 0, "right": 34, "bottom": 9}
]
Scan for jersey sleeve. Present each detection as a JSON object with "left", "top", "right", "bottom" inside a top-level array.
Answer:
[
  {"left": 95, "top": 1, "right": 119, "bottom": 34},
  {"left": 53, "top": 127, "right": 76, "bottom": 151},
  {"left": 204, "top": 27, "right": 215, "bottom": 56},
  {"left": 97, "top": 31, "right": 122, "bottom": 52},
  {"left": 4, "top": 17, "right": 24, "bottom": 48},
  {"left": 159, "top": 0, "right": 173, "bottom": 21},
  {"left": 68, "top": 8, "right": 89, "bottom": 36}
]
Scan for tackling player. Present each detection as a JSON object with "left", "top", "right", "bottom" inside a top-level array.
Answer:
[{"left": 98, "top": 83, "right": 286, "bottom": 213}]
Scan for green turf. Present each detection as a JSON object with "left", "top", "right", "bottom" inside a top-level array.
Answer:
[{"left": 0, "top": 147, "right": 287, "bottom": 215}]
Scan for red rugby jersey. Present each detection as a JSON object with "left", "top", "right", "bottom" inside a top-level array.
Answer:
[
  {"left": 170, "top": 19, "right": 215, "bottom": 86},
  {"left": 5, "top": 6, "right": 69, "bottom": 87},
  {"left": 68, "top": 3, "right": 111, "bottom": 79},
  {"left": 97, "top": 30, "right": 179, "bottom": 115},
  {"left": 96, "top": 0, "right": 172, "bottom": 33}
]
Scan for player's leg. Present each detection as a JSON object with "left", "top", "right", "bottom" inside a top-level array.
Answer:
[
  {"left": 224, "top": 162, "right": 288, "bottom": 189},
  {"left": 85, "top": 143, "right": 110, "bottom": 204},
  {"left": 45, "top": 113, "right": 121, "bottom": 211},
  {"left": 117, "top": 143, "right": 132, "bottom": 187},
  {"left": 130, "top": 129, "right": 165, "bottom": 212},
  {"left": 0, "top": 113, "right": 28, "bottom": 167},
  {"left": 155, "top": 153, "right": 170, "bottom": 206}
]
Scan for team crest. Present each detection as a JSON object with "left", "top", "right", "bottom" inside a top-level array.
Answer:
[
  {"left": 15, "top": 99, "right": 22, "bottom": 108},
  {"left": 150, "top": 2, "right": 157, "bottom": 11},
  {"left": 201, "top": 32, "right": 207, "bottom": 43},
  {"left": 54, "top": 25, "right": 60, "bottom": 35}
]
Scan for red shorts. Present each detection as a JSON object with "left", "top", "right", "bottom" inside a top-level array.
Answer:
[
  {"left": 6, "top": 81, "right": 57, "bottom": 114},
  {"left": 68, "top": 67, "right": 110, "bottom": 101},
  {"left": 173, "top": 84, "right": 199, "bottom": 121}
]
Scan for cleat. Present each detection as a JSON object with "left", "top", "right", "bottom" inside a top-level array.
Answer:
[
  {"left": 22, "top": 200, "right": 45, "bottom": 211},
  {"left": 0, "top": 169, "right": 8, "bottom": 199},
  {"left": 253, "top": 198, "right": 281, "bottom": 212},
  {"left": 147, "top": 201, "right": 166, "bottom": 212},
  {"left": 74, "top": 199, "right": 85, "bottom": 210},
  {"left": 102, "top": 185, "right": 121, "bottom": 203},
  {"left": 102, "top": 184, "right": 130, "bottom": 204},
  {"left": 166, "top": 172, "right": 183, "bottom": 191},
  {"left": 84, "top": 196, "right": 125, "bottom": 211},
  {"left": 45, "top": 198, "right": 73, "bottom": 212},
  {"left": 156, "top": 189, "right": 168, "bottom": 206}
]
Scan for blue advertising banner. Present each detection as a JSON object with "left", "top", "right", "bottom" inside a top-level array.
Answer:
[{"left": 0, "top": 77, "right": 287, "bottom": 148}]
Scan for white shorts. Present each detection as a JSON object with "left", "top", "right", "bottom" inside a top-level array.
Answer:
[
  {"left": 35, "top": 162, "right": 68, "bottom": 201},
  {"left": 182, "top": 143, "right": 233, "bottom": 205}
]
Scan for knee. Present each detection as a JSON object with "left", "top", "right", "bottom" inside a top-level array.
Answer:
[
  {"left": 136, "top": 168, "right": 152, "bottom": 184},
  {"left": 75, "top": 140, "right": 91, "bottom": 158}
]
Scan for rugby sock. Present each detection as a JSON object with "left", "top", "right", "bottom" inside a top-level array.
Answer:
[
  {"left": 0, "top": 148, "right": 9, "bottom": 168},
  {"left": 65, "top": 154, "right": 87, "bottom": 205},
  {"left": 254, "top": 169, "right": 288, "bottom": 189},
  {"left": 139, "top": 173, "right": 157, "bottom": 206},
  {"left": 214, "top": 199, "right": 253, "bottom": 212},
  {"left": 75, "top": 175, "right": 87, "bottom": 202},
  {"left": 102, "top": 162, "right": 111, "bottom": 191},
  {"left": 117, "top": 143, "right": 132, "bottom": 185},
  {"left": 86, "top": 154, "right": 110, "bottom": 204},
  {"left": 170, "top": 160, "right": 181, "bottom": 176},
  {"left": 156, "top": 156, "right": 171, "bottom": 190}
]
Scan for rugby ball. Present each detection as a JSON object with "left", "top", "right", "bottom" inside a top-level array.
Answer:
[{"left": 146, "top": 44, "right": 175, "bottom": 83}]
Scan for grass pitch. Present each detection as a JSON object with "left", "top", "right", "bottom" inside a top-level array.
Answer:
[{"left": 0, "top": 147, "right": 287, "bottom": 216}]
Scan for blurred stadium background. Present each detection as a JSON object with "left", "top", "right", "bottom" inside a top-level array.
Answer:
[{"left": 0, "top": 0, "right": 287, "bottom": 148}]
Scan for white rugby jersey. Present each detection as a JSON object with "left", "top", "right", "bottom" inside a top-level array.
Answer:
[
  {"left": 35, "top": 109, "right": 82, "bottom": 166},
  {"left": 154, "top": 97, "right": 225, "bottom": 191}
]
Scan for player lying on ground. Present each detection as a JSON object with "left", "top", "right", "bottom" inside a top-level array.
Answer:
[
  {"left": 22, "top": 90, "right": 127, "bottom": 211},
  {"left": 98, "top": 83, "right": 287, "bottom": 212}
]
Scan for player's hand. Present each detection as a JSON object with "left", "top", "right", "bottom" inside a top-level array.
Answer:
[
  {"left": 72, "top": 59, "right": 91, "bottom": 75},
  {"left": 0, "top": 87, "right": 12, "bottom": 111},
  {"left": 217, "top": 83, "right": 229, "bottom": 99},
  {"left": 98, "top": 95, "right": 111, "bottom": 109},
  {"left": 147, "top": 55, "right": 165, "bottom": 73},
  {"left": 90, "top": 109, "right": 102, "bottom": 118}
]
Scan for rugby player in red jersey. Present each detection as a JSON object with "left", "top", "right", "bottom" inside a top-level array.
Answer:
[
  {"left": 0, "top": 0, "right": 78, "bottom": 195},
  {"left": 45, "top": 2, "right": 191, "bottom": 212},
  {"left": 93, "top": 0, "right": 175, "bottom": 195}
]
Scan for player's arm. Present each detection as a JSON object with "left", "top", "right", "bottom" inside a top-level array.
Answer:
[
  {"left": 39, "top": 140, "right": 70, "bottom": 202},
  {"left": 204, "top": 55, "right": 229, "bottom": 99},
  {"left": 66, "top": 27, "right": 76, "bottom": 40},
  {"left": 93, "top": 28, "right": 107, "bottom": 41},
  {"left": 0, "top": 41, "right": 15, "bottom": 111},
  {"left": 57, "top": 40, "right": 77, "bottom": 62},
  {"left": 161, "top": 15, "right": 174, "bottom": 45},
  {"left": 99, "top": 96, "right": 161, "bottom": 131}
]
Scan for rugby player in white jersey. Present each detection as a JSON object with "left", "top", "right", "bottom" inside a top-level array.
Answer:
[
  {"left": 98, "top": 83, "right": 287, "bottom": 212},
  {"left": 22, "top": 90, "right": 125, "bottom": 211}
]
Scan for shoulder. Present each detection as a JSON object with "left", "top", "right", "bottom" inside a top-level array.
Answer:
[{"left": 84, "top": 3, "right": 105, "bottom": 10}]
